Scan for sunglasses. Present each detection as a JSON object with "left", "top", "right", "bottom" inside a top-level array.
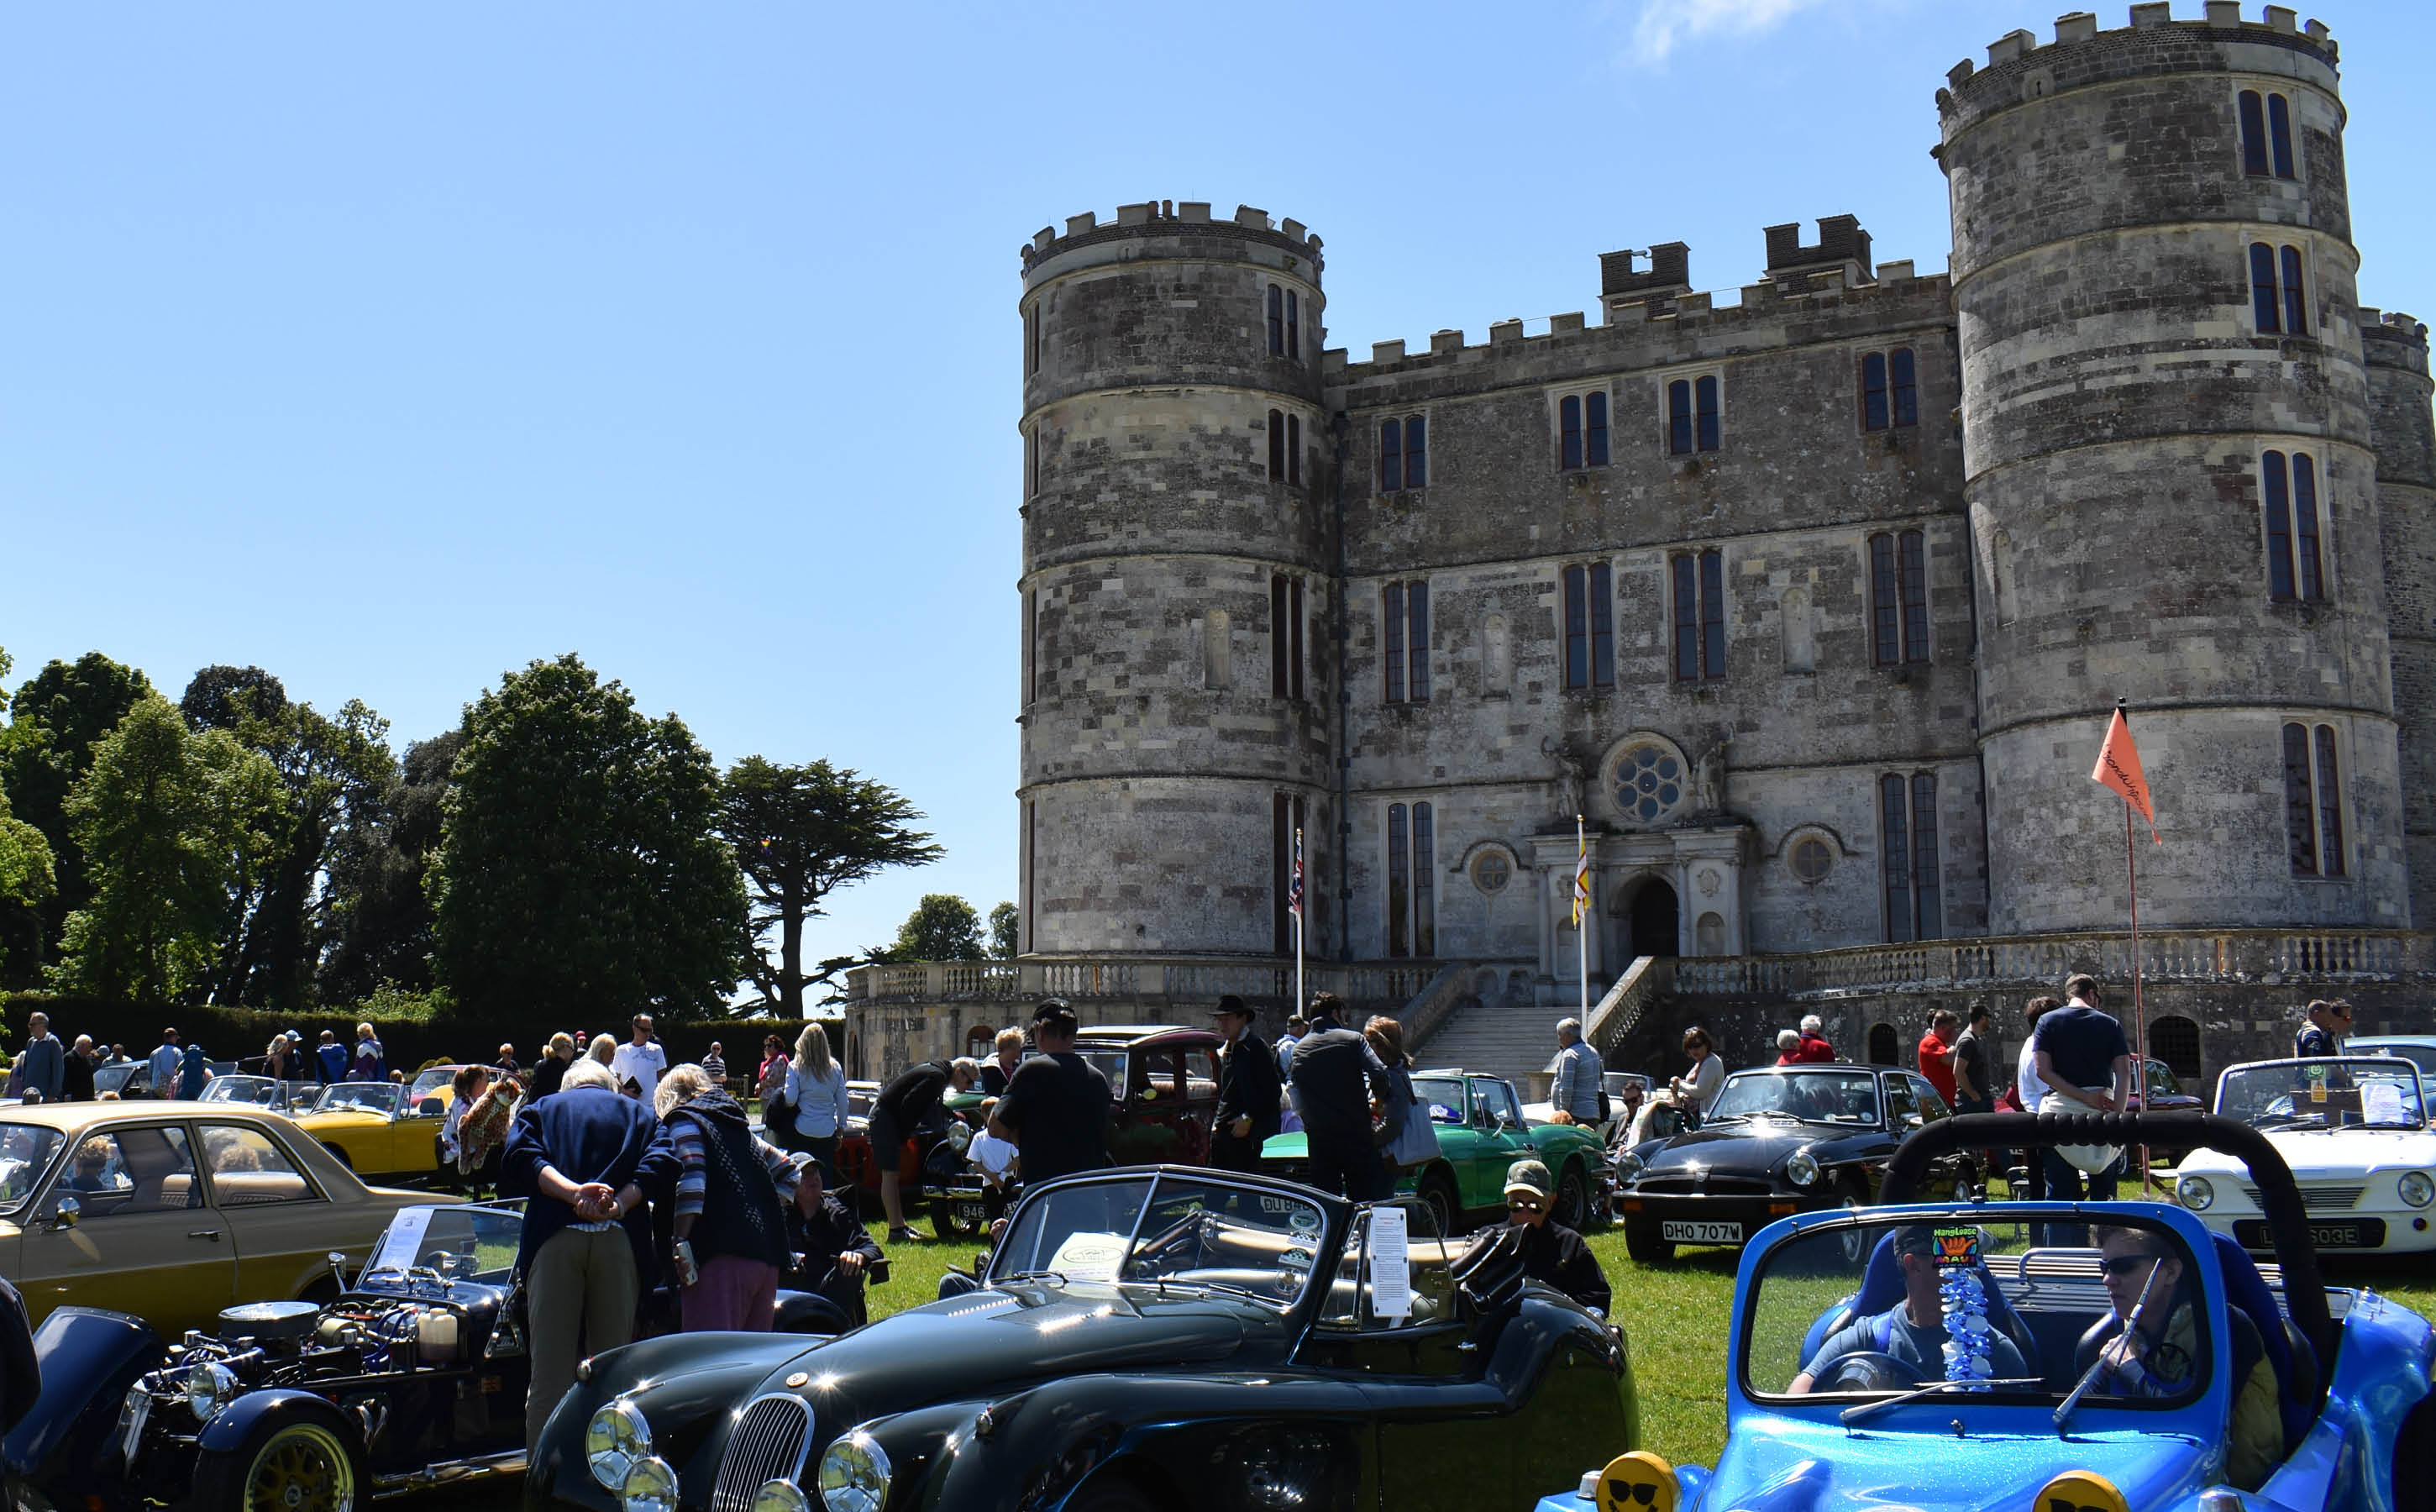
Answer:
[
  {"left": 1605, "top": 1479, "right": 1661, "bottom": 1506},
  {"left": 1508, "top": 1195, "right": 1546, "bottom": 1213},
  {"left": 2098, "top": 1252, "right": 2162, "bottom": 1277}
]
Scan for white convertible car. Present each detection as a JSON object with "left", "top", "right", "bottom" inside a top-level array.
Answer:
[{"left": 2176, "top": 1055, "right": 2436, "bottom": 1256}]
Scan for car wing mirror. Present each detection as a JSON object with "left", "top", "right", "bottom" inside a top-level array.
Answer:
[
  {"left": 327, "top": 1250, "right": 352, "bottom": 1289},
  {"left": 47, "top": 1196, "right": 79, "bottom": 1231}
]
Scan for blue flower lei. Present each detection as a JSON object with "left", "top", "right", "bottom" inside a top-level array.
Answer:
[{"left": 1939, "top": 1268, "right": 1996, "bottom": 1387}]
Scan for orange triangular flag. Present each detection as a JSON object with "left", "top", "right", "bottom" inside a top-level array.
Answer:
[{"left": 2092, "top": 707, "right": 2160, "bottom": 843}]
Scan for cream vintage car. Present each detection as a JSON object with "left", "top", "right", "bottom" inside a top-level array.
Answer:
[{"left": 0, "top": 1100, "right": 443, "bottom": 1337}]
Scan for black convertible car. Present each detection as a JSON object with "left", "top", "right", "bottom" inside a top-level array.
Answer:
[
  {"left": 533, "top": 1163, "right": 1636, "bottom": 1512},
  {"left": 1614, "top": 1063, "right": 1978, "bottom": 1263}
]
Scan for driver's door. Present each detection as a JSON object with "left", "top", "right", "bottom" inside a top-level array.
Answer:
[{"left": 1474, "top": 1079, "right": 1536, "bottom": 1207}]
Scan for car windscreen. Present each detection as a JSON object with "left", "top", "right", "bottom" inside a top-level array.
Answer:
[
  {"left": 410, "top": 1068, "right": 454, "bottom": 1098},
  {"left": 2216, "top": 1058, "right": 2425, "bottom": 1131},
  {"left": 0, "top": 1124, "right": 67, "bottom": 1212},
  {"left": 1744, "top": 1215, "right": 2208, "bottom": 1410},
  {"left": 312, "top": 1082, "right": 400, "bottom": 1116},
  {"left": 1709, "top": 1069, "right": 1881, "bottom": 1125},
  {"left": 93, "top": 1064, "right": 141, "bottom": 1094},
  {"left": 1414, "top": 1076, "right": 1469, "bottom": 1126},
  {"left": 1078, "top": 1051, "right": 1131, "bottom": 1095},
  {"left": 359, "top": 1204, "right": 522, "bottom": 1289},
  {"left": 200, "top": 1078, "right": 273, "bottom": 1104},
  {"left": 990, "top": 1172, "right": 1328, "bottom": 1310}
]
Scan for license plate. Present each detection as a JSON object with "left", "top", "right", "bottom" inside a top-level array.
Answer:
[
  {"left": 2235, "top": 1217, "right": 2385, "bottom": 1249},
  {"left": 2307, "top": 1223, "right": 2363, "bottom": 1248},
  {"left": 1662, "top": 1220, "right": 1741, "bottom": 1244}
]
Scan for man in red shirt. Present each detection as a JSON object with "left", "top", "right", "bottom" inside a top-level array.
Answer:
[
  {"left": 1795, "top": 1014, "right": 1835, "bottom": 1063},
  {"left": 1916, "top": 1010, "right": 1961, "bottom": 1104}
]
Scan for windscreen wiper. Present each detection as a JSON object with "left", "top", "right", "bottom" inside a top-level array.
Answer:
[{"left": 1840, "top": 1376, "right": 2044, "bottom": 1425}]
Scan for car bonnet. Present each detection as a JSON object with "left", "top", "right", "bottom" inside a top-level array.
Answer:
[{"left": 1698, "top": 1413, "right": 2214, "bottom": 1512}]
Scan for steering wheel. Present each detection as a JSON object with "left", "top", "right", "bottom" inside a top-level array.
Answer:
[
  {"left": 1127, "top": 1210, "right": 1209, "bottom": 1276},
  {"left": 1813, "top": 1351, "right": 1926, "bottom": 1392}
]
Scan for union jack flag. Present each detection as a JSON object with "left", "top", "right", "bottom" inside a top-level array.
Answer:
[{"left": 1287, "top": 827, "right": 1305, "bottom": 918}]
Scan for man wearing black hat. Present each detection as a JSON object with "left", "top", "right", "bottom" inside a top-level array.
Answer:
[
  {"left": 1210, "top": 995, "right": 1280, "bottom": 1173},
  {"left": 989, "top": 1000, "right": 1112, "bottom": 1188}
]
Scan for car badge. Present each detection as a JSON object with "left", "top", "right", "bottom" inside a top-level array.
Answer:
[
  {"left": 784, "top": 1373, "right": 809, "bottom": 1389},
  {"left": 2033, "top": 1470, "right": 2129, "bottom": 1512},
  {"left": 1595, "top": 1451, "right": 1679, "bottom": 1512}
]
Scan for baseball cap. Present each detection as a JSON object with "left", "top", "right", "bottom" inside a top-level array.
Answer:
[
  {"left": 1504, "top": 1158, "right": 1553, "bottom": 1198},
  {"left": 1031, "top": 998, "right": 1079, "bottom": 1030}
]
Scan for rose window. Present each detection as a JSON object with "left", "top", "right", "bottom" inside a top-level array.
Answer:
[{"left": 1612, "top": 744, "right": 1684, "bottom": 823}]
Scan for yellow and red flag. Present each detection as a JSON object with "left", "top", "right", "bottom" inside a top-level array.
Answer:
[
  {"left": 1571, "top": 819, "right": 1590, "bottom": 927},
  {"left": 2091, "top": 706, "right": 2160, "bottom": 843}
]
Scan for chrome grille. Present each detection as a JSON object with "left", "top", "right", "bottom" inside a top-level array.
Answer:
[
  {"left": 711, "top": 1394, "right": 814, "bottom": 1512},
  {"left": 2239, "top": 1184, "right": 2365, "bottom": 1212},
  {"left": 1637, "top": 1176, "right": 1774, "bottom": 1196}
]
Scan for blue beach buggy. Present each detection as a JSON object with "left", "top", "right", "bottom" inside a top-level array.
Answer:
[{"left": 1539, "top": 1111, "right": 2435, "bottom": 1512}]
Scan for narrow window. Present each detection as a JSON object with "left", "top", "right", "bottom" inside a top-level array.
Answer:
[
  {"left": 1589, "top": 563, "right": 1614, "bottom": 687},
  {"left": 1870, "top": 533, "right": 1901, "bottom": 666},
  {"left": 1585, "top": 391, "right": 1609, "bottom": 466},
  {"left": 1561, "top": 395, "right": 1583, "bottom": 471},
  {"left": 1890, "top": 349, "right": 1918, "bottom": 428},
  {"left": 1672, "top": 554, "right": 1699, "bottom": 681},
  {"left": 1025, "top": 591, "right": 1039, "bottom": 702},
  {"left": 1408, "top": 582, "right": 1431, "bottom": 701},
  {"left": 2314, "top": 725, "right": 2346, "bottom": 877},
  {"left": 2267, "top": 92, "right": 2295, "bottom": 179},
  {"left": 2239, "top": 90, "right": 2270, "bottom": 176},
  {"left": 1899, "top": 529, "right": 1929, "bottom": 663},
  {"left": 2264, "top": 451, "right": 2295, "bottom": 600},
  {"left": 1267, "top": 285, "right": 1284, "bottom": 355},
  {"left": 1380, "top": 417, "right": 1403, "bottom": 491},
  {"left": 1667, "top": 381, "right": 1693, "bottom": 455},
  {"left": 2293, "top": 453, "right": 2323, "bottom": 601},
  {"left": 1024, "top": 801, "right": 1036, "bottom": 954},
  {"left": 1695, "top": 375, "right": 1720, "bottom": 452},
  {"left": 1404, "top": 415, "right": 1426, "bottom": 487},
  {"left": 2281, "top": 245, "right": 2307, "bottom": 335},
  {"left": 1287, "top": 413, "right": 1301, "bottom": 486},
  {"left": 2251, "top": 243, "right": 2282, "bottom": 333},
  {"left": 1412, "top": 801, "right": 1436, "bottom": 958},
  {"left": 1024, "top": 305, "right": 1040, "bottom": 376},
  {"left": 1383, "top": 583, "right": 1405, "bottom": 703},
  {"left": 1563, "top": 564, "right": 1588, "bottom": 688},
  {"left": 1699, "top": 549, "right": 1725, "bottom": 680},
  {"left": 1271, "top": 575, "right": 1289, "bottom": 696},
  {"left": 1910, "top": 773, "right": 1942, "bottom": 940},
  {"left": 1268, "top": 409, "right": 1286, "bottom": 480},
  {"left": 1880, "top": 774, "right": 1914, "bottom": 943},
  {"left": 1289, "top": 577, "right": 1306, "bottom": 701},
  {"left": 1285, "top": 289, "right": 1300, "bottom": 360},
  {"left": 1387, "top": 803, "right": 1411, "bottom": 958},
  {"left": 1026, "top": 427, "right": 1038, "bottom": 496},
  {"left": 2283, "top": 722, "right": 2319, "bottom": 876},
  {"left": 1861, "top": 352, "right": 1889, "bottom": 431}
]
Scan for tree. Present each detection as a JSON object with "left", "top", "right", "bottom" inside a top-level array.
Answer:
[
  {"left": 0, "top": 652, "right": 154, "bottom": 983},
  {"left": 988, "top": 900, "right": 1019, "bottom": 959},
  {"left": 180, "top": 664, "right": 289, "bottom": 734},
  {"left": 892, "top": 894, "right": 983, "bottom": 962},
  {"left": 0, "top": 648, "right": 55, "bottom": 921},
  {"left": 429, "top": 654, "right": 747, "bottom": 1021},
  {"left": 318, "top": 730, "right": 459, "bottom": 1002},
  {"left": 49, "top": 696, "right": 285, "bottom": 1001},
  {"left": 720, "top": 756, "right": 942, "bottom": 1017}
]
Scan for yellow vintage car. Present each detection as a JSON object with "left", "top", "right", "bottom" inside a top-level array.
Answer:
[
  {"left": 0, "top": 1100, "right": 443, "bottom": 1337},
  {"left": 291, "top": 1069, "right": 465, "bottom": 1180}
]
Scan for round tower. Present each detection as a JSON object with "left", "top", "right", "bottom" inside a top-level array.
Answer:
[
  {"left": 1941, "top": 5, "right": 2407, "bottom": 933},
  {"left": 2362, "top": 309, "right": 2435, "bottom": 926},
  {"left": 1016, "top": 201, "right": 1332, "bottom": 957}
]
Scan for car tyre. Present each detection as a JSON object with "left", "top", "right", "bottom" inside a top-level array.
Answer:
[
  {"left": 1835, "top": 1181, "right": 1872, "bottom": 1264},
  {"left": 932, "top": 1192, "right": 986, "bottom": 1243},
  {"left": 1623, "top": 1217, "right": 1672, "bottom": 1265},
  {"left": 1417, "top": 1168, "right": 1462, "bottom": 1237},
  {"left": 194, "top": 1408, "right": 365, "bottom": 1512},
  {"left": 1552, "top": 1161, "right": 1593, "bottom": 1231}
]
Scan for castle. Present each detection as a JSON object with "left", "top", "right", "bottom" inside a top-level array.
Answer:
[{"left": 849, "top": 3, "right": 2436, "bottom": 1087}]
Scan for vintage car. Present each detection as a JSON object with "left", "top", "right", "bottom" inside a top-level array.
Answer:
[
  {"left": 1614, "top": 1063, "right": 1978, "bottom": 1263},
  {"left": 0, "top": 1100, "right": 438, "bottom": 1338},
  {"left": 197, "top": 1074, "right": 322, "bottom": 1117},
  {"left": 1535, "top": 1110, "right": 2436, "bottom": 1512},
  {"left": 1523, "top": 1072, "right": 1654, "bottom": 1131},
  {"left": 1263, "top": 1068, "right": 1612, "bottom": 1234},
  {"left": 11, "top": 1200, "right": 861, "bottom": 1512},
  {"left": 292, "top": 1078, "right": 459, "bottom": 1181},
  {"left": 921, "top": 1026, "right": 1227, "bottom": 1239},
  {"left": 2351, "top": 1034, "right": 2436, "bottom": 1079},
  {"left": 533, "top": 1162, "right": 1635, "bottom": 1512},
  {"left": 2173, "top": 1056, "right": 2435, "bottom": 1256}
]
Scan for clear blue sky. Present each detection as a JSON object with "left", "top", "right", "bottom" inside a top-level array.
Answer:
[{"left": 8, "top": 2, "right": 2432, "bottom": 975}]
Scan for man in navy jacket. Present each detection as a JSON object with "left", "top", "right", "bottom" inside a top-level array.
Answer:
[{"left": 501, "top": 1056, "right": 675, "bottom": 1447}]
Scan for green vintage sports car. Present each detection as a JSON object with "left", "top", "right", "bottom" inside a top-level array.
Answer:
[{"left": 1264, "top": 1068, "right": 1611, "bottom": 1234}]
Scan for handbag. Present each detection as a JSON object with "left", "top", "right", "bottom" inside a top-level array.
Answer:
[{"left": 1386, "top": 1071, "right": 1439, "bottom": 1169}]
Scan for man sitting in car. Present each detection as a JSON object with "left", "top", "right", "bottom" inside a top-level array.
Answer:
[
  {"left": 1789, "top": 1226, "right": 2028, "bottom": 1393},
  {"left": 2088, "top": 1225, "right": 2281, "bottom": 1489},
  {"left": 1454, "top": 1159, "right": 1611, "bottom": 1314},
  {"left": 784, "top": 1157, "right": 886, "bottom": 1327}
]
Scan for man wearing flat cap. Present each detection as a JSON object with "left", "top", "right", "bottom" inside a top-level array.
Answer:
[
  {"left": 989, "top": 999, "right": 1112, "bottom": 1187},
  {"left": 1454, "top": 1158, "right": 1611, "bottom": 1313},
  {"left": 1210, "top": 995, "right": 1280, "bottom": 1172}
]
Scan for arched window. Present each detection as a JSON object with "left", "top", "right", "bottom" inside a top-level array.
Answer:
[
  {"left": 965, "top": 1025, "right": 996, "bottom": 1057},
  {"left": 1384, "top": 801, "right": 1436, "bottom": 958},
  {"left": 2150, "top": 1016, "right": 2202, "bottom": 1080},
  {"left": 1866, "top": 1023, "right": 1899, "bottom": 1067}
]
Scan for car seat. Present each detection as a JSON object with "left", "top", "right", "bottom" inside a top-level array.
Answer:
[
  {"left": 2207, "top": 1231, "right": 2318, "bottom": 1447},
  {"left": 2072, "top": 1276, "right": 2267, "bottom": 1423},
  {"left": 1798, "top": 1231, "right": 2041, "bottom": 1376}
]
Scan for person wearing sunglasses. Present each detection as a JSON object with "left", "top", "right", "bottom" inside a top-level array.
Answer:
[
  {"left": 2293, "top": 999, "right": 2351, "bottom": 1060},
  {"left": 1789, "top": 1226, "right": 2029, "bottom": 1394},
  {"left": 2087, "top": 1226, "right": 2281, "bottom": 1488},
  {"left": 1453, "top": 1159, "right": 1611, "bottom": 1314}
]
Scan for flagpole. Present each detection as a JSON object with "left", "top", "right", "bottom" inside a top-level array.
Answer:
[
  {"left": 1293, "top": 827, "right": 1305, "bottom": 1018},
  {"left": 2125, "top": 795, "right": 2154, "bottom": 1192},
  {"left": 1576, "top": 815, "right": 1589, "bottom": 1025}
]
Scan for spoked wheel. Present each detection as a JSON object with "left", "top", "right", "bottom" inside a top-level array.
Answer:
[
  {"left": 1836, "top": 1185, "right": 1872, "bottom": 1264},
  {"left": 197, "top": 1414, "right": 365, "bottom": 1512},
  {"left": 1551, "top": 1162, "right": 1593, "bottom": 1231},
  {"left": 1416, "top": 1169, "right": 1462, "bottom": 1237}
]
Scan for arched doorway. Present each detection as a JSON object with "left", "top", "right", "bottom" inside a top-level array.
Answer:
[
  {"left": 1866, "top": 1023, "right": 1899, "bottom": 1066},
  {"left": 1623, "top": 879, "right": 1679, "bottom": 960},
  {"left": 2150, "top": 1015, "right": 2202, "bottom": 1079}
]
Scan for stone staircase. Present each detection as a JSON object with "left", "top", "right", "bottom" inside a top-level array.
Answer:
[{"left": 1406, "top": 956, "right": 1676, "bottom": 1089}]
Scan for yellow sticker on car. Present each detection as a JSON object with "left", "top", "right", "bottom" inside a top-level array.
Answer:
[
  {"left": 1596, "top": 1451, "right": 1678, "bottom": 1512},
  {"left": 2034, "top": 1470, "right": 2129, "bottom": 1512}
]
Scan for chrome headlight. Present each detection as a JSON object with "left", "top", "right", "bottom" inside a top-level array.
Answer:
[
  {"left": 755, "top": 1481, "right": 813, "bottom": 1512},
  {"left": 621, "top": 1456, "right": 677, "bottom": 1512},
  {"left": 2399, "top": 1171, "right": 2435, "bottom": 1209},
  {"left": 1785, "top": 1149, "right": 1821, "bottom": 1188},
  {"left": 1616, "top": 1153, "right": 1644, "bottom": 1186},
  {"left": 2176, "top": 1175, "right": 2215, "bottom": 1211},
  {"left": 947, "top": 1120, "right": 972, "bottom": 1152},
  {"left": 182, "top": 1361, "right": 237, "bottom": 1424},
  {"left": 587, "top": 1399, "right": 654, "bottom": 1489},
  {"left": 819, "top": 1431, "right": 893, "bottom": 1512}
]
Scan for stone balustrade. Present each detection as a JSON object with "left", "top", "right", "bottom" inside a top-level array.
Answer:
[
  {"left": 1586, "top": 955, "right": 1675, "bottom": 1058},
  {"left": 1668, "top": 927, "right": 2432, "bottom": 999},
  {"left": 846, "top": 954, "right": 1450, "bottom": 1010}
]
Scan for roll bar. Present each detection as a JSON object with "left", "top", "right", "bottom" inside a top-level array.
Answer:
[{"left": 1879, "top": 1110, "right": 2334, "bottom": 1368}]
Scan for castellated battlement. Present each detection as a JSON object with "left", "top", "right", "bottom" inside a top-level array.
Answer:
[
  {"left": 1939, "top": 3, "right": 2337, "bottom": 126},
  {"left": 2360, "top": 308, "right": 2431, "bottom": 347},
  {"left": 1018, "top": 200, "right": 1322, "bottom": 277}
]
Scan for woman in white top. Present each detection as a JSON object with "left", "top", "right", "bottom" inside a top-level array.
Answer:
[
  {"left": 2013, "top": 995, "right": 2061, "bottom": 1199},
  {"left": 785, "top": 1023, "right": 852, "bottom": 1182},
  {"left": 1671, "top": 1026, "right": 1725, "bottom": 1127}
]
